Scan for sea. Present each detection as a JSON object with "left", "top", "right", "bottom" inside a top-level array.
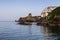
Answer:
[{"left": 0, "top": 21, "right": 60, "bottom": 40}]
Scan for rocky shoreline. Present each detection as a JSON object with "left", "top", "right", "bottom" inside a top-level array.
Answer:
[{"left": 16, "top": 6, "right": 60, "bottom": 26}]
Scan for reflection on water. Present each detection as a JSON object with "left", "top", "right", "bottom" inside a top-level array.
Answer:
[
  {"left": 0, "top": 22, "right": 60, "bottom": 40},
  {"left": 44, "top": 26, "right": 60, "bottom": 40},
  {"left": 43, "top": 25, "right": 60, "bottom": 40}
]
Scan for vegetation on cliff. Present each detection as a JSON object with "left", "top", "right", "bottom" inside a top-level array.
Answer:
[{"left": 48, "top": 6, "right": 60, "bottom": 24}]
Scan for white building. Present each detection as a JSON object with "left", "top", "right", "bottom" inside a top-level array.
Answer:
[{"left": 41, "top": 6, "right": 57, "bottom": 17}]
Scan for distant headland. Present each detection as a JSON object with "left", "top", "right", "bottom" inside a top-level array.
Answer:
[{"left": 16, "top": 6, "right": 60, "bottom": 26}]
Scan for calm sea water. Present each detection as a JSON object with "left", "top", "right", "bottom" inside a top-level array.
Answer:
[{"left": 0, "top": 22, "right": 60, "bottom": 40}]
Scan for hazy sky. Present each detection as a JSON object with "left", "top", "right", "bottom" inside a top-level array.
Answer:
[{"left": 0, "top": 0, "right": 60, "bottom": 21}]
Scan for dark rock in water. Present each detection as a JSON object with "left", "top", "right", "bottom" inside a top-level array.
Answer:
[
  {"left": 37, "top": 22, "right": 41, "bottom": 25},
  {"left": 18, "top": 22, "right": 32, "bottom": 25},
  {"left": 26, "top": 20, "right": 35, "bottom": 22},
  {"left": 15, "top": 20, "right": 18, "bottom": 22}
]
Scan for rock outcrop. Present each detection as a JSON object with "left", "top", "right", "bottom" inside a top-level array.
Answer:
[{"left": 18, "top": 13, "right": 41, "bottom": 22}]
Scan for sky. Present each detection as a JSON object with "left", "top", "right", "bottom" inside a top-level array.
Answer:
[{"left": 0, "top": 0, "right": 60, "bottom": 21}]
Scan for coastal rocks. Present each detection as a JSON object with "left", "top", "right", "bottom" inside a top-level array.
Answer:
[
  {"left": 47, "top": 7, "right": 60, "bottom": 26},
  {"left": 17, "top": 13, "right": 41, "bottom": 25},
  {"left": 18, "top": 13, "right": 41, "bottom": 22},
  {"left": 37, "top": 6, "right": 60, "bottom": 26},
  {"left": 17, "top": 6, "right": 60, "bottom": 26},
  {"left": 37, "top": 17, "right": 48, "bottom": 26},
  {"left": 18, "top": 22, "right": 32, "bottom": 25},
  {"left": 37, "top": 6, "right": 57, "bottom": 26}
]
